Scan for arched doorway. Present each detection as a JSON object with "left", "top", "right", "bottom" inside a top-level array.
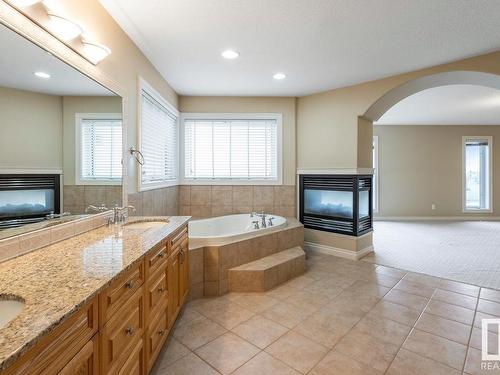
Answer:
[{"left": 360, "top": 71, "right": 500, "bottom": 289}]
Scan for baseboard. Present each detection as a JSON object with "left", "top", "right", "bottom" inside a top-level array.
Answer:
[
  {"left": 374, "top": 216, "right": 500, "bottom": 222},
  {"left": 304, "top": 241, "right": 374, "bottom": 261}
]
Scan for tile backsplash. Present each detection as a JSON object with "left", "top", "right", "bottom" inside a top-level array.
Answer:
[
  {"left": 128, "top": 186, "right": 179, "bottom": 217},
  {"left": 179, "top": 185, "right": 296, "bottom": 219},
  {"left": 63, "top": 185, "right": 122, "bottom": 214}
]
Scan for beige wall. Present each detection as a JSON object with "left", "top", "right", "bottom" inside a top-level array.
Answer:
[
  {"left": 0, "top": 86, "right": 62, "bottom": 170},
  {"left": 374, "top": 125, "right": 500, "bottom": 217},
  {"left": 62, "top": 96, "right": 122, "bottom": 185},
  {"left": 35, "top": 0, "right": 179, "bottom": 194},
  {"left": 297, "top": 51, "right": 500, "bottom": 170},
  {"left": 179, "top": 96, "right": 297, "bottom": 186}
]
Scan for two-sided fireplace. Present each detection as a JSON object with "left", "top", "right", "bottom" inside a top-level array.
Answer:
[{"left": 299, "top": 174, "right": 372, "bottom": 236}]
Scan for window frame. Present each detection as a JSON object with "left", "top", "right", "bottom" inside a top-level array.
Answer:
[
  {"left": 373, "top": 135, "right": 379, "bottom": 213},
  {"left": 137, "top": 77, "right": 179, "bottom": 192},
  {"left": 462, "top": 135, "right": 493, "bottom": 213},
  {"left": 75, "top": 112, "right": 123, "bottom": 186},
  {"left": 179, "top": 112, "right": 283, "bottom": 185}
]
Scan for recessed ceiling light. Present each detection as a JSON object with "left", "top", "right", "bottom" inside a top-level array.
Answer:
[
  {"left": 82, "top": 41, "right": 111, "bottom": 64},
  {"left": 34, "top": 71, "right": 51, "bottom": 79},
  {"left": 47, "top": 12, "right": 83, "bottom": 41},
  {"left": 273, "top": 72, "right": 286, "bottom": 80},
  {"left": 221, "top": 50, "right": 239, "bottom": 59},
  {"left": 8, "top": 0, "right": 41, "bottom": 7}
]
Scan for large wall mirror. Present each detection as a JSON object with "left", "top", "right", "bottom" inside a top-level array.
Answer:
[{"left": 0, "top": 21, "right": 124, "bottom": 238}]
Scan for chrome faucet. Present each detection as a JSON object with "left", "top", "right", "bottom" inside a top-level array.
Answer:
[
  {"left": 250, "top": 211, "right": 267, "bottom": 228},
  {"left": 85, "top": 204, "right": 108, "bottom": 213},
  {"left": 46, "top": 211, "right": 71, "bottom": 220},
  {"left": 112, "top": 205, "right": 136, "bottom": 224},
  {"left": 260, "top": 211, "right": 267, "bottom": 228}
]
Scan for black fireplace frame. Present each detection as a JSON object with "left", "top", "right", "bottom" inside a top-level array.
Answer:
[
  {"left": 299, "top": 174, "right": 373, "bottom": 236},
  {"left": 0, "top": 174, "right": 61, "bottom": 229}
]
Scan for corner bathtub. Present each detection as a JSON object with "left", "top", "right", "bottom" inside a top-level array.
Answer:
[{"left": 188, "top": 213, "right": 287, "bottom": 248}]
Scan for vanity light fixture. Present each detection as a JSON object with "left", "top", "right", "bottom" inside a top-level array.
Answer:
[
  {"left": 221, "top": 49, "right": 239, "bottom": 59},
  {"left": 34, "top": 71, "right": 51, "bottom": 79},
  {"left": 273, "top": 72, "right": 286, "bottom": 80},
  {"left": 47, "top": 12, "right": 83, "bottom": 41},
  {"left": 82, "top": 41, "right": 111, "bottom": 65},
  {"left": 7, "top": 0, "right": 42, "bottom": 7}
]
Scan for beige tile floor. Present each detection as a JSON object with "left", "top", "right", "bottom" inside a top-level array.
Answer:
[{"left": 151, "top": 251, "right": 500, "bottom": 375}]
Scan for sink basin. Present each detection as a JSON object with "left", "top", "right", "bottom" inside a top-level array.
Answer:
[
  {"left": 0, "top": 299, "right": 24, "bottom": 329},
  {"left": 123, "top": 219, "right": 168, "bottom": 230}
]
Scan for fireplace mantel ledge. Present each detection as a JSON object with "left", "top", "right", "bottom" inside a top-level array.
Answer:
[{"left": 296, "top": 168, "right": 374, "bottom": 175}]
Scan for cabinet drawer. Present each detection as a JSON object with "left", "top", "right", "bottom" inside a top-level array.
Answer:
[
  {"left": 58, "top": 334, "right": 98, "bottom": 375},
  {"left": 146, "top": 266, "right": 168, "bottom": 319},
  {"left": 100, "top": 286, "right": 144, "bottom": 375},
  {"left": 116, "top": 339, "right": 144, "bottom": 375},
  {"left": 169, "top": 226, "right": 188, "bottom": 253},
  {"left": 3, "top": 299, "right": 98, "bottom": 375},
  {"left": 99, "top": 262, "right": 144, "bottom": 325},
  {"left": 145, "top": 243, "right": 167, "bottom": 277},
  {"left": 145, "top": 307, "right": 168, "bottom": 372}
]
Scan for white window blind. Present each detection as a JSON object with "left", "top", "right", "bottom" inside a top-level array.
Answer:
[
  {"left": 80, "top": 118, "right": 122, "bottom": 181},
  {"left": 140, "top": 90, "right": 178, "bottom": 185},
  {"left": 184, "top": 118, "right": 278, "bottom": 180}
]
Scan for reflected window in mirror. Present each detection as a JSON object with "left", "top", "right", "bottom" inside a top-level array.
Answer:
[{"left": 76, "top": 113, "right": 123, "bottom": 185}]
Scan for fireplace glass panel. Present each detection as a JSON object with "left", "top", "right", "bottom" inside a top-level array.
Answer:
[
  {"left": 304, "top": 189, "right": 353, "bottom": 219},
  {"left": 0, "top": 189, "right": 55, "bottom": 219},
  {"left": 359, "top": 190, "right": 370, "bottom": 219}
]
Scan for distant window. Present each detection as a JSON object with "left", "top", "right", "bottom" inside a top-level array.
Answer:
[
  {"left": 463, "top": 136, "right": 492, "bottom": 211},
  {"left": 139, "top": 79, "right": 179, "bottom": 190},
  {"left": 373, "top": 136, "right": 379, "bottom": 212},
  {"left": 76, "top": 113, "right": 122, "bottom": 185},
  {"left": 181, "top": 113, "right": 282, "bottom": 184}
]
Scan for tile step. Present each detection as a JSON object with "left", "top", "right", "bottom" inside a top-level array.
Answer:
[{"left": 228, "top": 246, "right": 306, "bottom": 292}]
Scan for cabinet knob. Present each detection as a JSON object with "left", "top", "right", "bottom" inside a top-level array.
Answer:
[
  {"left": 125, "top": 280, "right": 135, "bottom": 289},
  {"left": 158, "top": 286, "right": 165, "bottom": 293},
  {"left": 158, "top": 251, "right": 165, "bottom": 258},
  {"left": 158, "top": 329, "right": 165, "bottom": 336},
  {"left": 125, "top": 326, "right": 135, "bottom": 335}
]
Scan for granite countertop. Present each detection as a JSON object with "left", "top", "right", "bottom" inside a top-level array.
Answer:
[{"left": 0, "top": 216, "right": 190, "bottom": 372}]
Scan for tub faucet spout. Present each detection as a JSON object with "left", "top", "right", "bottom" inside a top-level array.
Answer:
[{"left": 260, "top": 211, "right": 267, "bottom": 228}]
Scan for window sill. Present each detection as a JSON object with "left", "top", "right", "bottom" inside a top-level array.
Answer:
[
  {"left": 75, "top": 180, "right": 122, "bottom": 186},
  {"left": 180, "top": 178, "right": 282, "bottom": 186},
  {"left": 139, "top": 180, "right": 179, "bottom": 191}
]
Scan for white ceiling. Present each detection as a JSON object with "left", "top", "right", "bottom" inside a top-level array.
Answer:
[
  {"left": 375, "top": 85, "right": 500, "bottom": 125},
  {"left": 0, "top": 23, "right": 114, "bottom": 96},
  {"left": 100, "top": 0, "right": 500, "bottom": 96}
]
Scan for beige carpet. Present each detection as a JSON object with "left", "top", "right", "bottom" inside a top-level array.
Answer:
[{"left": 363, "top": 220, "right": 500, "bottom": 290}]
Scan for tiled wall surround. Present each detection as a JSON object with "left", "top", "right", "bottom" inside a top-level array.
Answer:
[
  {"left": 179, "top": 185, "right": 296, "bottom": 219},
  {"left": 128, "top": 185, "right": 179, "bottom": 216},
  {"left": 0, "top": 211, "right": 113, "bottom": 263},
  {"left": 63, "top": 185, "right": 122, "bottom": 214},
  {"left": 188, "top": 221, "right": 304, "bottom": 298}
]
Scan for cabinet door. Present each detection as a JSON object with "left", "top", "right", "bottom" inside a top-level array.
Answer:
[
  {"left": 167, "top": 249, "right": 180, "bottom": 326},
  {"left": 178, "top": 239, "right": 189, "bottom": 307},
  {"left": 100, "top": 286, "right": 144, "bottom": 375},
  {"left": 58, "top": 335, "right": 98, "bottom": 375},
  {"left": 116, "top": 339, "right": 144, "bottom": 375}
]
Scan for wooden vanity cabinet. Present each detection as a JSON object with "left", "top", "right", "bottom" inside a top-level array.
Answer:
[
  {"left": 2, "top": 299, "right": 98, "bottom": 375},
  {"left": 1, "top": 223, "right": 189, "bottom": 375}
]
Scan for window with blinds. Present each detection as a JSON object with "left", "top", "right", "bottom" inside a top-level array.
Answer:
[
  {"left": 183, "top": 116, "right": 280, "bottom": 182},
  {"left": 79, "top": 117, "right": 122, "bottom": 183},
  {"left": 139, "top": 85, "right": 178, "bottom": 188}
]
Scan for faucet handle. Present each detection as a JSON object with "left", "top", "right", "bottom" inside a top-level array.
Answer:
[{"left": 252, "top": 220, "right": 260, "bottom": 229}]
